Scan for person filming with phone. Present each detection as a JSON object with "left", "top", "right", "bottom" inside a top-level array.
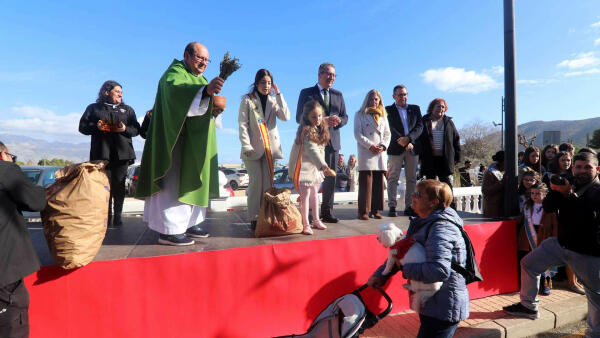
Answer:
[{"left": 503, "top": 152, "right": 600, "bottom": 337}]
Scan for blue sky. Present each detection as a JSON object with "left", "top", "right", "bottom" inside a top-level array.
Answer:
[{"left": 1, "top": 0, "right": 599, "bottom": 164}]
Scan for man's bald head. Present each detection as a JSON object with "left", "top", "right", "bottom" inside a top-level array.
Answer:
[{"left": 184, "top": 42, "right": 210, "bottom": 76}]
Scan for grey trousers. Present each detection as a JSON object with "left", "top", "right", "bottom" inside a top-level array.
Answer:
[
  {"left": 243, "top": 155, "right": 273, "bottom": 221},
  {"left": 520, "top": 238, "right": 600, "bottom": 337},
  {"left": 387, "top": 152, "right": 419, "bottom": 209}
]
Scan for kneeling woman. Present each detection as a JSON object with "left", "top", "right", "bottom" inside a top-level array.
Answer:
[{"left": 368, "top": 180, "right": 469, "bottom": 337}]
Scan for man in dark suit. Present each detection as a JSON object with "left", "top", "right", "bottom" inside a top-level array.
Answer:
[
  {"left": 385, "top": 85, "right": 423, "bottom": 217},
  {"left": 0, "top": 141, "right": 46, "bottom": 337},
  {"left": 296, "top": 63, "right": 348, "bottom": 222}
]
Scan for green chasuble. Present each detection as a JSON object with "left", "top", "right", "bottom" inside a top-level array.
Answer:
[{"left": 135, "top": 59, "right": 219, "bottom": 206}]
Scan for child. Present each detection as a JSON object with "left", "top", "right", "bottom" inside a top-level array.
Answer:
[
  {"left": 288, "top": 100, "right": 336, "bottom": 235},
  {"left": 517, "top": 182, "right": 557, "bottom": 295},
  {"left": 517, "top": 171, "right": 540, "bottom": 212}
]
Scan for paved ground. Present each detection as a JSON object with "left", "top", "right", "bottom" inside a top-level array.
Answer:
[
  {"left": 28, "top": 204, "right": 588, "bottom": 337},
  {"left": 362, "top": 286, "right": 588, "bottom": 337}
]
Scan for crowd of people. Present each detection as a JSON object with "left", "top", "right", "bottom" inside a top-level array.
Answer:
[{"left": 3, "top": 40, "right": 600, "bottom": 337}]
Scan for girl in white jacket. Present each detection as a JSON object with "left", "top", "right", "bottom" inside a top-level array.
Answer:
[{"left": 289, "top": 100, "right": 336, "bottom": 234}]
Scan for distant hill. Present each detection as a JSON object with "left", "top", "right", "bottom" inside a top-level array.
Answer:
[
  {"left": 0, "top": 133, "right": 142, "bottom": 163},
  {"left": 517, "top": 117, "right": 600, "bottom": 147},
  {"left": 3, "top": 116, "right": 599, "bottom": 163}
]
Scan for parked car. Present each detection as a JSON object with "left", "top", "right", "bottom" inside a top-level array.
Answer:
[
  {"left": 218, "top": 169, "right": 235, "bottom": 198},
  {"left": 221, "top": 168, "right": 249, "bottom": 190},
  {"left": 273, "top": 168, "right": 295, "bottom": 193},
  {"left": 125, "top": 164, "right": 140, "bottom": 196},
  {"left": 21, "top": 166, "right": 63, "bottom": 188},
  {"left": 21, "top": 166, "right": 63, "bottom": 221}
]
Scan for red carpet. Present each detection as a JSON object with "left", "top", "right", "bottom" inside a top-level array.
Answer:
[{"left": 26, "top": 220, "right": 517, "bottom": 338}]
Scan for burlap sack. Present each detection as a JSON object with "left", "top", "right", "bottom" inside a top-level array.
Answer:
[
  {"left": 41, "top": 161, "right": 110, "bottom": 269},
  {"left": 255, "top": 188, "right": 303, "bottom": 237}
]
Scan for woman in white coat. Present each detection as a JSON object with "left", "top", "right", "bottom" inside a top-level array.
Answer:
[
  {"left": 354, "top": 89, "right": 391, "bottom": 220},
  {"left": 238, "top": 69, "right": 290, "bottom": 228}
]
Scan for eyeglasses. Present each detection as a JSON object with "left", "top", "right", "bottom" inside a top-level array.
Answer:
[
  {"left": 320, "top": 72, "right": 336, "bottom": 78},
  {"left": 2, "top": 152, "right": 17, "bottom": 162},
  {"left": 192, "top": 54, "right": 211, "bottom": 63}
]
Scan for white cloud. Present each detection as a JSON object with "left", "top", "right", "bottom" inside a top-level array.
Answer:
[
  {"left": 557, "top": 52, "right": 600, "bottom": 69},
  {"left": 591, "top": 21, "right": 600, "bottom": 29},
  {"left": 595, "top": 38, "right": 600, "bottom": 46},
  {"left": 0, "top": 106, "right": 87, "bottom": 143},
  {"left": 420, "top": 67, "right": 500, "bottom": 93},
  {"left": 517, "top": 78, "right": 557, "bottom": 86},
  {"left": 564, "top": 68, "right": 600, "bottom": 77}
]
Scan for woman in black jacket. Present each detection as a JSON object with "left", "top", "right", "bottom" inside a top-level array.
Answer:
[
  {"left": 79, "top": 80, "right": 140, "bottom": 227},
  {"left": 419, "top": 98, "right": 461, "bottom": 190}
]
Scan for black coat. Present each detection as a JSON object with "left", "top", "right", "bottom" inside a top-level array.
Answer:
[
  {"left": 419, "top": 114, "right": 461, "bottom": 177},
  {"left": 79, "top": 102, "right": 140, "bottom": 161},
  {"left": 385, "top": 103, "right": 423, "bottom": 155},
  {"left": 543, "top": 178, "right": 600, "bottom": 257},
  {"left": 295, "top": 85, "right": 348, "bottom": 151},
  {"left": 0, "top": 162, "right": 46, "bottom": 287}
]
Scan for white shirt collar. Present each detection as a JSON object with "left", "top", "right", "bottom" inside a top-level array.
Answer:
[
  {"left": 317, "top": 83, "right": 329, "bottom": 93},
  {"left": 395, "top": 103, "right": 408, "bottom": 112}
]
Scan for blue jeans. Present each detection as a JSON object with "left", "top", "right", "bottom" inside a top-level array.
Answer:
[
  {"left": 520, "top": 238, "right": 600, "bottom": 337},
  {"left": 417, "top": 314, "right": 459, "bottom": 338}
]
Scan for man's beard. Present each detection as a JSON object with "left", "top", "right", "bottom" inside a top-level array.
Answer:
[{"left": 573, "top": 173, "right": 594, "bottom": 188}]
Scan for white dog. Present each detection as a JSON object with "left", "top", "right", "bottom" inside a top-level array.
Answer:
[{"left": 377, "top": 222, "right": 442, "bottom": 312}]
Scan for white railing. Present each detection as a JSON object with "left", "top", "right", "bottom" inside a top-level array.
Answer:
[
  {"left": 453, "top": 186, "right": 483, "bottom": 213},
  {"left": 209, "top": 186, "right": 483, "bottom": 214}
]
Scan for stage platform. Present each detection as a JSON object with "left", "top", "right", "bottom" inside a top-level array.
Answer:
[
  {"left": 25, "top": 204, "right": 516, "bottom": 338},
  {"left": 27, "top": 204, "right": 494, "bottom": 265}
]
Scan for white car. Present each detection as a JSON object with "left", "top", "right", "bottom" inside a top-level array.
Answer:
[{"left": 221, "top": 168, "right": 249, "bottom": 190}]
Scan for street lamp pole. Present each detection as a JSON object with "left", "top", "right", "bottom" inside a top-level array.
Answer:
[{"left": 503, "top": 0, "right": 519, "bottom": 217}]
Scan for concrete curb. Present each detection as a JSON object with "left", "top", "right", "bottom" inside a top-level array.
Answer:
[{"left": 362, "top": 290, "right": 588, "bottom": 338}]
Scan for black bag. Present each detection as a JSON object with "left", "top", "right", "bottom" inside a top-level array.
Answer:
[{"left": 426, "top": 221, "right": 483, "bottom": 284}]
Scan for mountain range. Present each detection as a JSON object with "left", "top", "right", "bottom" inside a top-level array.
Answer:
[
  {"left": 516, "top": 117, "right": 600, "bottom": 147},
  {"left": 2, "top": 117, "right": 600, "bottom": 163}
]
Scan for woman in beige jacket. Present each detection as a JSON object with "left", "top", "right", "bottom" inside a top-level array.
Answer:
[
  {"left": 238, "top": 69, "right": 290, "bottom": 228},
  {"left": 354, "top": 89, "right": 391, "bottom": 220}
]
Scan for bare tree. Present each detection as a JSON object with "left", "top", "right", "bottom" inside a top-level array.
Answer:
[{"left": 459, "top": 120, "right": 501, "bottom": 168}]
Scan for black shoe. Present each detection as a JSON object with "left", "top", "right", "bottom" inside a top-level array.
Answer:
[
  {"left": 502, "top": 303, "right": 539, "bottom": 319},
  {"left": 388, "top": 207, "right": 397, "bottom": 217},
  {"left": 185, "top": 225, "right": 210, "bottom": 239},
  {"left": 321, "top": 214, "right": 339, "bottom": 223},
  {"left": 158, "top": 234, "right": 195, "bottom": 246},
  {"left": 404, "top": 207, "right": 416, "bottom": 216},
  {"left": 113, "top": 214, "right": 123, "bottom": 227}
]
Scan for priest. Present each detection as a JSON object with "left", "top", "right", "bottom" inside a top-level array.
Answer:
[{"left": 136, "top": 42, "right": 224, "bottom": 246}]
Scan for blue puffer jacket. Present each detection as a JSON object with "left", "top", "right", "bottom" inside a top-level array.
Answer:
[{"left": 374, "top": 207, "right": 469, "bottom": 323}]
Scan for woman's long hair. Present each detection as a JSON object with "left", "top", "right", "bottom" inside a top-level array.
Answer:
[
  {"left": 541, "top": 144, "right": 558, "bottom": 169},
  {"left": 246, "top": 69, "right": 273, "bottom": 96},
  {"left": 294, "top": 100, "right": 330, "bottom": 146},
  {"left": 357, "top": 89, "right": 385, "bottom": 116},
  {"left": 96, "top": 80, "right": 123, "bottom": 104},
  {"left": 522, "top": 146, "right": 541, "bottom": 173},
  {"left": 547, "top": 151, "right": 571, "bottom": 175}
]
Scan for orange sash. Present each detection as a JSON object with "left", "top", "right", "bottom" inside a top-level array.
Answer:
[
  {"left": 292, "top": 129, "right": 305, "bottom": 194},
  {"left": 249, "top": 93, "right": 274, "bottom": 187}
]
